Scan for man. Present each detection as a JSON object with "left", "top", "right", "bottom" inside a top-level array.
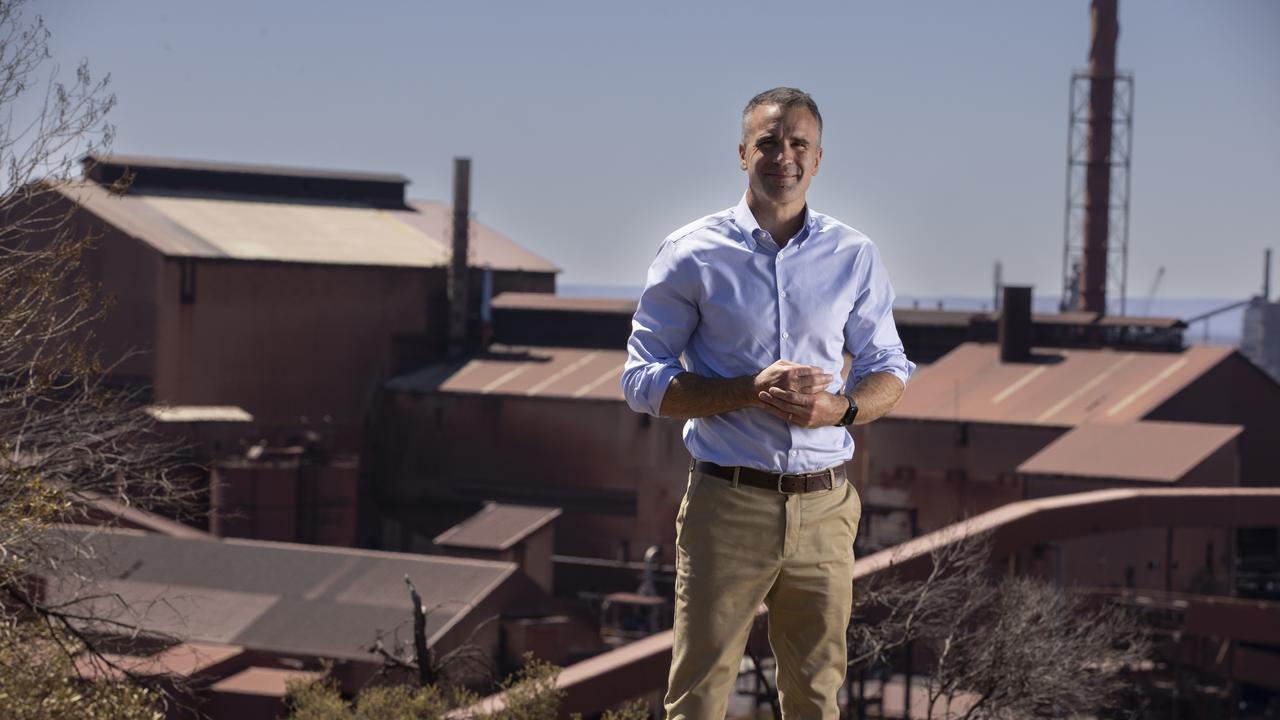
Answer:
[{"left": 621, "top": 87, "right": 915, "bottom": 719}]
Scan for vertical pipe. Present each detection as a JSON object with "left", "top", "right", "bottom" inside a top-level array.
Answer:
[
  {"left": 448, "top": 157, "right": 471, "bottom": 359},
  {"left": 1079, "top": 0, "right": 1119, "bottom": 313},
  {"left": 1264, "top": 248, "right": 1272, "bottom": 300},
  {"left": 480, "top": 266, "right": 494, "bottom": 348},
  {"left": 993, "top": 261, "right": 1003, "bottom": 312},
  {"left": 1000, "top": 286, "right": 1034, "bottom": 363}
]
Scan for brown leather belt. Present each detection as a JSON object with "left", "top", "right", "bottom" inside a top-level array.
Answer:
[{"left": 693, "top": 460, "right": 846, "bottom": 495}]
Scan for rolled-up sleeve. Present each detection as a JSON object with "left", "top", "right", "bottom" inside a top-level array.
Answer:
[
  {"left": 844, "top": 242, "right": 915, "bottom": 391},
  {"left": 622, "top": 239, "right": 700, "bottom": 416}
]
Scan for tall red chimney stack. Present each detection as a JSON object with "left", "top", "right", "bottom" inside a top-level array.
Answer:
[{"left": 1079, "top": 0, "right": 1119, "bottom": 313}]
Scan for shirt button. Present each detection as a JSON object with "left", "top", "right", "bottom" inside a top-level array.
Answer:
[
  {"left": 782, "top": 331, "right": 789, "bottom": 339},
  {"left": 790, "top": 450, "right": 798, "bottom": 456},
  {"left": 780, "top": 290, "right": 788, "bottom": 298}
]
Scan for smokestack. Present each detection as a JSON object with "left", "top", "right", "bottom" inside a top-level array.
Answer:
[
  {"left": 993, "top": 261, "right": 1003, "bottom": 312},
  {"left": 447, "top": 157, "right": 471, "bottom": 359},
  {"left": 1079, "top": 0, "right": 1119, "bottom": 314},
  {"left": 1266, "top": 248, "right": 1273, "bottom": 301},
  {"left": 1000, "top": 285, "right": 1033, "bottom": 363}
]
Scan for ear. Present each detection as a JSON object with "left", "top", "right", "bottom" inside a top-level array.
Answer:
[
  {"left": 812, "top": 146, "right": 823, "bottom": 176},
  {"left": 738, "top": 142, "right": 747, "bottom": 171}
]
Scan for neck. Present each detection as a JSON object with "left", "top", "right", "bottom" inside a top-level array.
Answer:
[{"left": 746, "top": 189, "right": 807, "bottom": 247}]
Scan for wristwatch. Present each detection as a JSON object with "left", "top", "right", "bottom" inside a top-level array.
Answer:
[{"left": 835, "top": 394, "right": 859, "bottom": 427}]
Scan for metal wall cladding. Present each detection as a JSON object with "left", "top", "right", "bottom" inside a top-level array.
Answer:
[{"left": 210, "top": 458, "right": 359, "bottom": 546}]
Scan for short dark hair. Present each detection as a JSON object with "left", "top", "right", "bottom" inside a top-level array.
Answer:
[{"left": 742, "top": 87, "right": 823, "bottom": 144}]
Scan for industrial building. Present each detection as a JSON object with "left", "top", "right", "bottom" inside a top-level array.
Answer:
[
  {"left": 27, "top": 154, "right": 562, "bottom": 551},
  {"left": 52, "top": 154, "right": 558, "bottom": 444}
]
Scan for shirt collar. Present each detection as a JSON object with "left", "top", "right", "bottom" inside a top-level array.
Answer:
[{"left": 732, "top": 193, "right": 815, "bottom": 251}]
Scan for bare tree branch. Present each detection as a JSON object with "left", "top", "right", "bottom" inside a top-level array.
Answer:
[
  {"left": 0, "top": 1, "right": 199, "bottom": 716},
  {"left": 849, "top": 528, "right": 1149, "bottom": 719}
]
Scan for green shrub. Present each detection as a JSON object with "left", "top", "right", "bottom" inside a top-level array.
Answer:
[{"left": 0, "top": 623, "right": 164, "bottom": 720}]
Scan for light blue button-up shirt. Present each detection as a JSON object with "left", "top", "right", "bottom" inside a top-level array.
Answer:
[{"left": 622, "top": 194, "right": 915, "bottom": 473}]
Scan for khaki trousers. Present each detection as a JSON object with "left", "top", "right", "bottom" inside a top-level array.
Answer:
[{"left": 664, "top": 467, "right": 861, "bottom": 720}]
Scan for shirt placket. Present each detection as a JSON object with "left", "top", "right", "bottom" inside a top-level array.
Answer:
[{"left": 775, "top": 241, "right": 798, "bottom": 473}]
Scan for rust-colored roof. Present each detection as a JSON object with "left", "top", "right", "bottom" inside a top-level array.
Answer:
[
  {"left": 434, "top": 503, "right": 562, "bottom": 551},
  {"left": 893, "top": 308, "right": 981, "bottom": 327},
  {"left": 57, "top": 183, "right": 559, "bottom": 274},
  {"left": 892, "top": 308, "right": 1184, "bottom": 330},
  {"left": 891, "top": 343, "right": 1233, "bottom": 426},
  {"left": 1016, "top": 421, "right": 1243, "bottom": 482},
  {"left": 1035, "top": 311, "right": 1185, "bottom": 329},
  {"left": 388, "top": 345, "right": 628, "bottom": 401},
  {"left": 74, "top": 642, "right": 244, "bottom": 680},
  {"left": 211, "top": 666, "right": 323, "bottom": 697},
  {"left": 491, "top": 292, "right": 637, "bottom": 314},
  {"left": 79, "top": 491, "right": 213, "bottom": 539}
]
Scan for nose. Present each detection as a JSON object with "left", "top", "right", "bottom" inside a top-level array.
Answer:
[{"left": 774, "top": 141, "right": 795, "bottom": 165}]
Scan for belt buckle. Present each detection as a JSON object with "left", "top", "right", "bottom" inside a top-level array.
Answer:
[{"left": 776, "top": 473, "right": 799, "bottom": 495}]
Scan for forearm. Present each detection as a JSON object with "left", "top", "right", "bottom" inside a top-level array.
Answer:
[
  {"left": 658, "top": 372, "right": 756, "bottom": 419},
  {"left": 847, "top": 371, "right": 905, "bottom": 424}
]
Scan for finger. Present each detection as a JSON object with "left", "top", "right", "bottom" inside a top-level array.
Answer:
[
  {"left": 795, "top": 374, "right": 834, "bottom": 392},
  {"left": 767, "top": 387, "right": 814, "bottom": 407},
  {"left": 758, "top": 391, "right": 804, "bottom": 413},
  {"left": 792, "top": 366, "right": 829, "bottom": 377},
  {"left": 760, "top": 389, "right": 799, "bottom": 408}
]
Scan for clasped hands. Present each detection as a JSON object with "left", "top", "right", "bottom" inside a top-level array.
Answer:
[{"left": 753, "top": 359, "right": 846, "bottom": 428}]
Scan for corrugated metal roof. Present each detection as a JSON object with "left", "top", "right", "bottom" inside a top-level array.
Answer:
[
  {"left": 84, "top": 153, "right": 411, "bottom": 184},
  {"left": 59, "top": 183, "right": 560, "bottom": 273},
  {"left": 891, "top": 343, "right": 1233, "bottom": 426},
  {"left": 1017, "top": 421, "right": 1243, "bottom": 482},
  {"left": 893, "top": 308, "right": 979, "bottom": 327},
  {"left": 211, "top": 667, "right": 324, "bottom": 696},
  {"left": 388, "top": 345, "right": 628, "bottom": 401},
  {"left": 892, "top": 309, "right": 1184, "bottom": 330},
  {"left": 74, "top": 642, "right": 244, "bottom": 680},
  {"left": 492, "top": 292, "right": 638, "bottom": 314},
  {"left": 1034, "top": 311, "right": 1185, "bottom": 329},
  {"left": 434, "top": 503, "right": 562, "bottom": 551},
  {"left": 402, "top": 201, "right": 562, "bottom": 273},
  {"left": 44, "top": 527, "right": 516, "bottom": 661}
]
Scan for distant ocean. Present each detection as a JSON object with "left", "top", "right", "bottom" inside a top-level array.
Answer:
[{"left": 559, "top": 284, "right": 1248, "bottom": 348}]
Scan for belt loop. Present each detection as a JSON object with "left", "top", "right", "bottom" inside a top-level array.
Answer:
[
  {"left": 828, "top": 467, "right": 836, "bottom": 489},
  {"left": 731, "top": 466, "right": 740, "bottom": 489}
]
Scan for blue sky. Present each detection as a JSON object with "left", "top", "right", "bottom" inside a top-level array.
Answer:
[{"left": 29, "top": 1, "right": 1280, "bottom": 302}]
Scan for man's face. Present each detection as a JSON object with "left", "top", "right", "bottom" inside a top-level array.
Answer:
[{"left": 739, "top": 103, "right": 823, "bottom": 207}]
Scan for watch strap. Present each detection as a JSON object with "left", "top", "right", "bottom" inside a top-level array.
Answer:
[{"left": 835, "top": 394, "right": 859, "bottom": 427}]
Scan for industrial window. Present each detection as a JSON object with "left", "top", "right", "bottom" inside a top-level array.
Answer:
[{"left": 179, "top": 259, "right": 197, "bottom": 304}]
